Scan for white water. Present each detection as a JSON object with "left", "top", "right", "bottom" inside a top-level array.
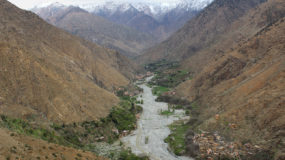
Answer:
[{"left": 122, "top": 77, "right": 193, "bottom": 160}]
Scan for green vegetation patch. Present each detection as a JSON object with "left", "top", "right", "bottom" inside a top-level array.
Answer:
[
  {"left": 145, "top": 59, "right": 179, "bottom": 72},
  {"left": 0, "top": 95, "right": 144, "bottom": 158},
  {"left": 0, "top": 115, "right": 69, "bottom": 146},
  {"left": 164, "top": 121, "right": 190, "bottom": 156},
  {"left": 152, "top": 86, "right": 169, "bottom": 96},
  {"left": 109, "top": 105, "right": 137, "bottom": 132},
  {"left": 119, "top": 149, "right": 149, "bottom": 160},
  {"left": 160, "top": 110, "right": 175, "bottom": 116},
  {"left": 145, "top": 60, "right": 193, "bottom": 88},
  {"left": 155, "top": 95, "right": 190, "bottom": 106},
  {"left": 149, "top": 70, "right": 191, "bottom": 88},
  {"left": 0, "top": 82, "right": 149, "bottom": 160},
  {"left": 190, "top": 101, "right": 200, "bottom": 110}
]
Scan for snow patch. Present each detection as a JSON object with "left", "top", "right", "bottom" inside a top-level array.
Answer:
[{"left": 34, "top": 0, "right": 214, "bottom": 17}]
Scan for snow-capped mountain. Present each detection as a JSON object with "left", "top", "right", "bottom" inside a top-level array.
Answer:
[
  {"left": 33, "top": 0, "right": 213, "bottom": 42},
  {"left": 34, "top": 0, "right": 213, "bottom": 20},
  {"left": 87, "top": 0, "right": 213, "bottom": 40}
]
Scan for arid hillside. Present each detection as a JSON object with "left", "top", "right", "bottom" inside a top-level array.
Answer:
[
  {"left": 0, "top": 128, "right": 105, "bottom": 160},
  {"left": 139, "top": 0, "right": 285, "bottom": 159},
  {"left": 33, "top": 5, "right": 156, "bottom": 58},
  {"left": 165, "top": 0, "right": 285, "bottom": 158},
  {"left": 0, "top": 0, "right": 136, "bottom": 123},
  {"left": 139, "top": 0, "right": 284, "bottom": 73},
  {"left": 176, "top": 16, "right": 285, "bottom": 159}
]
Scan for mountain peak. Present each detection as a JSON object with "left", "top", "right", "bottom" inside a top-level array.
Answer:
[{"left": 33, "top": 0, "right": 213, "bottom": 18}]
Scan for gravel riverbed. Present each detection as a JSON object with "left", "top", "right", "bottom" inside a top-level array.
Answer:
[{"left": 122, "top": 77, "right": 193, "bottom": 160}]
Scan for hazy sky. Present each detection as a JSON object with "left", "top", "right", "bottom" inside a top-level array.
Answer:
[
  {"left": 8, "top": 0, "right": 185, "bottom": 10},
  {"left": 8, "top": 0, "right": 43, "bottom": 9}
]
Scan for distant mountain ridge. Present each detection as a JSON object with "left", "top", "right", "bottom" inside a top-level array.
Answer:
[
  {"left": 88, "top": 0, "right": 213, "bottom": 20},
  {"left": 34, "top": 0, "right": 213, "bottom": 19},
  {"left": 33, "top": 0, "right": 213, "bottom": 41},
  {"left": 139, "top": 0, "right": 275, "bottom": 68},
  {"left": 82, "top": 0, "right": 213, "bottom": 40},
  {"left": 32, "top": 4, "right": 156, "bottom": 58},
  {"left": 92, "top": 2, "right": 200, "bottom": 40}
]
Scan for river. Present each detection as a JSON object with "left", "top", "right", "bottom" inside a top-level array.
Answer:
[{"left": 121, "top": 77, "right": 193, "bottom": 160}]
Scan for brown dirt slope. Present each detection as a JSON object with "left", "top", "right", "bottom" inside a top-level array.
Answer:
[
  {"left": 139, "top": 0, "right": 285, "bottom": 158},
  {"left": 0, "top": 0, "right": 135, "bottom": 123},
  {"left": 0, "top": 128, "right": 106, "bottom": 160},
  {"left": 177, "top": 16, "right": 285, "bottom": 159},
  {"left": 139, "top": 0, "right": 284, "bottom": 73}
]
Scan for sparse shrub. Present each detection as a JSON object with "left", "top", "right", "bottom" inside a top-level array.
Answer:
[
  {"left": 185, "top": 110, "right": 190, "bottom": 115},
  {"left": 145, "top": 136, "right": 149, "bottom": 144},
  {"left": 109, "top": 106, "right": 136, "bottom": 132},
  {"left": 10, "top": 146, "right": 17, "bottom": 153},
  {"left": 52, "top": 153, "right": 57, "bottom": 158},
  {"left": 174, "top": 105, "right": 183, "bottom": 109},
  {"left": 160, "top": 110, "right": 174, "bottom": 116},
  {"left": 164, "top": 121, "right": 189, "bottom": 156},
  {"left": 119, "top": 150, "right": 149, "bottom": 160}
]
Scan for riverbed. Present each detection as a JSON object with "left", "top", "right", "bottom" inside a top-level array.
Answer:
[{"left": 121, "top": 77, "right": 193, "bottom": 160}]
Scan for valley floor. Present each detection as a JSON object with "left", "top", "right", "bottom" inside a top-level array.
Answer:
[{"left": 122, "top": 77, "right": 192, "bottom": 160}]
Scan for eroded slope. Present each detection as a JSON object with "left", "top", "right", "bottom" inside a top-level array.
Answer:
[
  {"left": 0, "top": 0, "right": 134, "bottom": 123},
  {"left": 140, "top": 0, "right": 284, "bottom": 73},
  {"left": 176, "top": 17, "right": 285, "bottom": 158}
]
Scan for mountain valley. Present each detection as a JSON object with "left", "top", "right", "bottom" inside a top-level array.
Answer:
[
  {"left": 32, "top": 0, "right": 213, "bottom": 57},
  {"left": 141, "top": 0, "right": 285, "bottom": 159},
  {"left": 2, "top": 0, "right": 285, "bottom": 159}
]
